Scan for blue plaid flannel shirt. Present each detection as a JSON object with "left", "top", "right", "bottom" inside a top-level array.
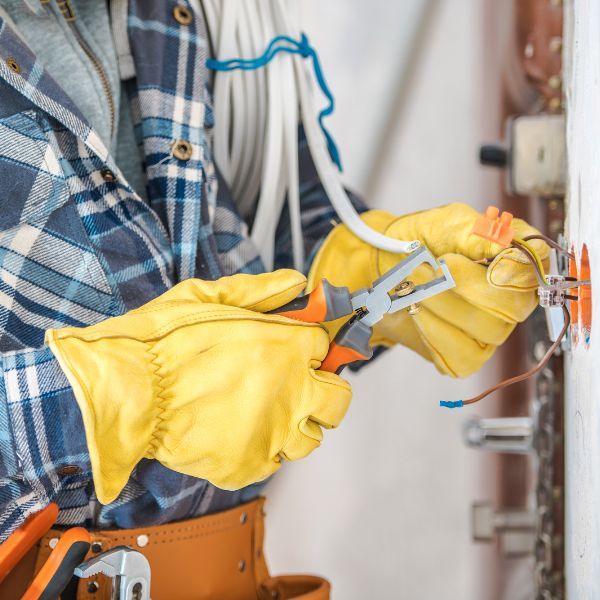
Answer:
[{"left": 0, "top": 1, "right": 366, "bottom": 540}]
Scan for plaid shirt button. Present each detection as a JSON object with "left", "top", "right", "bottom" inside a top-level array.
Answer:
[
  {"left": 6, "top": 58, "right": 21, "bottom": 74},
  {"left": 172, "top": 139, "right": 193, "bottom": 160},
  {"left": 100, "top": 168, "right": 116, "bottom": 182},
  {"left": 58, "top": 465, "right": 82, "bottom": 476},
  {"left": 173, "top": 5, "right": 193, "bottom": 25}
]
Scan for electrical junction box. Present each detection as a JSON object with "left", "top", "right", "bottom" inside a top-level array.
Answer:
[{"left": 480, "top": 114, "right": 566, "bottom": 197}]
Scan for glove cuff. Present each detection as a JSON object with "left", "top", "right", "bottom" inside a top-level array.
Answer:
[{"left": 46, "top": 328, "right": 156, "bottom": 504}]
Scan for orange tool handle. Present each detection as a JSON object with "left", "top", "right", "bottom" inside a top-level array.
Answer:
[
  {"left": 22, "top": 527, "right": 91, "bottom": 600},
  {"left": 0, "top": 503, "right": 59, "bottom": 584},
  {"left": 321, "top": 341, "right": 371, "bottom": 374},
  {"left": 321, "top": 319, "right": 374, "bottom": 374},
  {"left": 273, "top": 279, "right": 353, "bottom": 323}
]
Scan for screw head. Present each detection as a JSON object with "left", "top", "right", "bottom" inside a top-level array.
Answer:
[
  {"left": 136, "top": 534, "right": 149, "bottom": 548},
  {"left": 394, "top": 280, "right": 415, "bottom": 297},
  {"left": 548, "top": 74, "right": 562, "bottom": 90},
  {"left": 407, "top": 303, "right": 421, "bottom": 315},
  {"left": 549, "top": 36, "right": 563, "bottom": 53}
]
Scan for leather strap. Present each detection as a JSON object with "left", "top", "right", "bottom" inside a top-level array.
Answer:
[
  {"left": 0, "top": 498, "right": 330, "bottom": 600},
  {"left": 260, "top": 575, "right": 331, "bottom": 600}
]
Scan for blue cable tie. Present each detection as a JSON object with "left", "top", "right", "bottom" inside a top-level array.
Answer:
[
  {"left": 206, "top": 33, "right": 343, "bottom": 171},
  {"left": 439, "top": 400, "right": 464, "bottom": 409}
]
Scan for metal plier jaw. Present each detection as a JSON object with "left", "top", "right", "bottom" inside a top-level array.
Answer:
[
  {"left": 75, "top": 546, "right": 151, "bottom": 600},
  {"left": 351, "top": 246, "right": 455, "bottom": 327}
]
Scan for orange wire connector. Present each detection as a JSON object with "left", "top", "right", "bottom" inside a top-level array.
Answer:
[{"left": 472, "top": 205, "right": 515, "bottom": 247}]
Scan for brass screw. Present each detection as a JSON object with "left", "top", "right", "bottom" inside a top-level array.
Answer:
[
  {"left": 394, "top": 281, "right": 415, "bottom": 297},
  {"left": 548, "top": 75, "right": 562, "bottom": 90},
  {"left": 549, "top": 36, "right": 563, "bottom": 53},
  {"left": 548, "top": 199, "right": 561, "bottom": 211},
  {"left": 548, "top": 97, "right": 562, "bottom": 112},
  {"left": 407, "top": 303, "right": 421, "bottom": 315}
]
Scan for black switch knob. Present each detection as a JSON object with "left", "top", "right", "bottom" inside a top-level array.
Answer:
[{"left": 479, "top": 144, "right": 508, "bottom": 168}]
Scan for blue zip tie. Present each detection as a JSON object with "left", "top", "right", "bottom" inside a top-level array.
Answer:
[
  {"left": 440, "top": 400, "right": 464, "bottom": 409},
  {"left": 206, "top": 33, "right": 342, "bottom": 171}
]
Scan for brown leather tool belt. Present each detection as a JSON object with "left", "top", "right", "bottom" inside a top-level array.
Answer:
[{"left": 0, "top": 497, "right": 329, "bottom": 600}]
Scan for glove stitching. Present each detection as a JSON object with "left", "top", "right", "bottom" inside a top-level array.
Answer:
[
  {"left": 144, "top": 340, "right": 169, "bottom": 459},
  {"left": 244, "top": 281, "right": 307, "bottom": 311}
]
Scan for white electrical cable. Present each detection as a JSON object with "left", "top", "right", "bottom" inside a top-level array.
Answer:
[{"left": 201, "top": 0, "right": 420, "bottom": 270}]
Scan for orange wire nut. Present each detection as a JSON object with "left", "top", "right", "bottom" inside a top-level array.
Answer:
[{"left": 471, "top": 205, "right": 515, "bottom": 248}]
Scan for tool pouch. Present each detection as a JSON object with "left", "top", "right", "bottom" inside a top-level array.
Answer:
[{"left": 0, "top": 497, "right": 330, "bottom": 600}]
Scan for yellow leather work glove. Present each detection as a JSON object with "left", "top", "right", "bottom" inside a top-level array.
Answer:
[
  {"left": 46, "top": 270, "right": 351, "bottom": 504},
  {"left": 308, "top": 203, "right": 549, "bottom": 378}
]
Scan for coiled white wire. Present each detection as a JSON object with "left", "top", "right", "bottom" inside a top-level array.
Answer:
[{"left": 200, "top": 0, "right": 420, "bottom": 271}]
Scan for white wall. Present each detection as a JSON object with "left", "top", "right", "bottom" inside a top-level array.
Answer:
[
  {"left": 563, "top": 0, "right": 600, "bottom": 597},
  {"left": 265, "top": 1, "right": 500, "bottom": 598}
]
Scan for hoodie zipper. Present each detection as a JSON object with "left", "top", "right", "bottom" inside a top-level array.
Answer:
[{"left": 55, "top": 0, "right": 116, "bottom": 139}]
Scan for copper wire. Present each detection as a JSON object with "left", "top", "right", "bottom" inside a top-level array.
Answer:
[
  {"left": 462, "top": 305, "right": 570, "bottom": 406},
  {"left": 522, "top": 233, "right": 575, "bottom": 259},
  {"left": 511, "top": 240, "right": 585, "bottom": 290},
  {"left": 510, "top": 239, "right": 549, "bottom": 287}
]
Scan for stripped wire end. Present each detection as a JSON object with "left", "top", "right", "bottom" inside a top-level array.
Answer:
[
  {"left": 471, "top": 206, "right": 515, "bottom": 248},
  {"left": 440, "top": 400, "right": 464, "bottom": 409}
]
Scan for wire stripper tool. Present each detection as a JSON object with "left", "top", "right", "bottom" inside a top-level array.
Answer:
[{"left": 275, "top": 246, "right": 456, "bottom": 373}]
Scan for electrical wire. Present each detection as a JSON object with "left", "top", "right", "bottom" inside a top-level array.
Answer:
[
  {"left": 201, "top": 0, "right": 421, "bottom": 270},
  {"left": 513, "top": 237, "right": 546, "bottom": 278},
  {"left": 441, "top": 235, "right": 588, "bottom": 409},
  {"left": 511, "top": 239, "right": 586, "bottom": 290},
  {"left": 459, "top": 304, "right": 570, "bottom": 406},
  {"left": 522, "top": 233, "right": 575, "bottom": 260}
]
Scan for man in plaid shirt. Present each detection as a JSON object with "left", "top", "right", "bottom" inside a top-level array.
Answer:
[{"left": 0, "top": 1, "right": 548, "bottom": 597}]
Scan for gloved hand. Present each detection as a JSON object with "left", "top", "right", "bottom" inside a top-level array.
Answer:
[
  {"left": 308, "top": 203, "right": 549, "bottom": 378},
  {"left": 46, "top": 270, "right": 351, "bottom": 504}
]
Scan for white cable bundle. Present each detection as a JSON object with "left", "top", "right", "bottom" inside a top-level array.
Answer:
[{"left": 201, "top": 0, "right": 419, "bottom": 271}]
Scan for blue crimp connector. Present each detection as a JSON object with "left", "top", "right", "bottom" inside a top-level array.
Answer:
[{"left": 440, "top": 400, "right": 464, "bottom": 409}]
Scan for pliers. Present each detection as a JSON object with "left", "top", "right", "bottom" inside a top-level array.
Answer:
[
  {"left": 276, "top": 246, "right": 456, "bottom": 373},
  {"left": 0, "top": 502, "right": 92, "bottom": 600}
]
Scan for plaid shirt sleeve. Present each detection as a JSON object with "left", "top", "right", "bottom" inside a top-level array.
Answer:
[{"left": 0, "top": 347, "right": 90, "bottom": 539}]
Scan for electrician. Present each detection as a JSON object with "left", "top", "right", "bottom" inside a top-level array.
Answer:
[{"left": 0, "top": 1, "right": 548, "bottom": 598}]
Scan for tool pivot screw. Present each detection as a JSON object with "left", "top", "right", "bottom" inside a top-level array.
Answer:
[
  {"left": 394, "top": 281, "right": 415, "bottom": 297},
  {"left": 407, "top": 303, "right": 421, "bottom": 315}
]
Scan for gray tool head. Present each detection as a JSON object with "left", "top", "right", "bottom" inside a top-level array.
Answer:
[
  {"left": 350, "top": 246, "right": 456, "bottom": 327},
  {"left": 75, "top": 546, "right": 151, "bottom": 600}
]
